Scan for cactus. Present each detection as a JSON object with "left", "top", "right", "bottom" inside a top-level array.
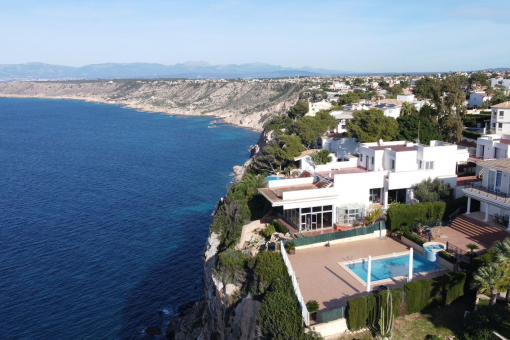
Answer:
[{"left": 378, "top": 288, "right": 394, "bottom": 338}]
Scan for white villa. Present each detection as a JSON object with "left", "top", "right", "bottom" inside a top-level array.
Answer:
[
  {"left": 259, "top": 140, "right": 469, "bottom": 233},
  {"left": 307, "top": 100, "right": 332, "bottom": 117},
  {"left": 396, "top": 94, "right": 426, "bottom": 111},
  {"left": 468, "top": 92, "right": 492, "bottom": 107},
  {"left": 490, "top": 77, "right": 510, "bottom": 90},
  {"left": 329, "top": 110, "right": 353, "bottom": 134},
  {"left": 490, "top": 101, "right": 510, "bottom": 134},
  {"left": 475, "top": 134, "right": 510, "bottom": 160},
  {"left": 342, "top": 99, "right": 404, "bottom": 119},
  {"left": 463, "top": 158, "right": 510, "bottom": 231}
]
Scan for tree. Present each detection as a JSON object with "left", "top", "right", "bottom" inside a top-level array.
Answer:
[
  {"left": 469, "top": 72, "right": 489, "bottom": 87},
  {"left": 289, "top": 101, "right": 309, "bottom": 120},
  {"left": 397, "top": 114, "right": 440, "bottom": 145},
  {"left": 400, "top": 102, "right": 418, "bottom": 116},
  {"left": 470, "top": 264, "right": 508, "bottom": 307},
  {"left": 491, "top": 87, "right": 510, "bottom": 105},
  {"left": 290, "top": 111, "right": 337, "bottom": 149},
  {"left": 386, "top": 86, "right": 403, "bottom": 99},
  {"left": 419, "top": 103, "right": 436, "bottom": 121},
  {"left": 310, "top": 150, "right": 332, "bottom": 165},
  {"left": 439, "top": 114, "right": 464, "bottom": 142},
  {"left": 412, "top": 178, "right": 452, "bottom": 202},
  {"left": 251, "top": 135, "right": 304, "bottom": 174},
  {"left": 493, "top": 238, "right": 510, "bottom": 302},
  {"left": 346, "top": 109, "right": 399, "bottom": 143},
  {"left": 414, "top": 77, "right": 437, "bottom": 100}
]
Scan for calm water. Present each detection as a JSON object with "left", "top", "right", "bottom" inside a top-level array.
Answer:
[
  {"left": 347, "top": 253, "right": 441, "bottom": 282},
  {"left": 0, "top": 98, "right": 259, "bottom": 339}
]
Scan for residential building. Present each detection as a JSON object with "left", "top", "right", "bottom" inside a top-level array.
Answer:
[
  {"left": 329, "top": 110, "right": 353, "bottom": 134},
  {"left": 468, "top": 92, "right": 492, "bottom": 107},
  {"left": 490, "top": 101, "right": 510, "bottom": 134},
  {"left": 342, "top": 99, "right": 404, "bottom": 119},
  {"left": 463, "top": 159, "right": 510, "bottom": 230},
  {"left": 490, "top": 77, "right": 510, "bottom": 90},
  {"left": 259, "top": 140, "right": 468, "bottom": 233},
  {"left": 397, "top": 94, "right": 426, "bottom": 111},
  {"left": 475, "top": 134, "right": 510, "bottom": 160},
  {"left": 307, "top": 100, "right": 332, "bottom": 117}
]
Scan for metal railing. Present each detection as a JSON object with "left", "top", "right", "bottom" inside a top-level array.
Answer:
[
  {"left": 280, "top": 241, "right": 310, "bottom": 327},
  {"left": 446, "top": 241, "right": 470, "bottom": 263},
  {"left": 464, "top": 183, "right": 510, "bottom": 205},
  {"left": 448, "top": 206, "right": 466, "bottom": 227}
]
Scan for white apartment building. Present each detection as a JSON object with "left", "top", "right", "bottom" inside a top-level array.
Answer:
[
  {"left": 490, "top": 101, "right": 510, "bottom": 134},
  {"left": 468, "top": 92, "right": 492, "bottom": 107},
  {"left": 397, "top": 94, "right": 426, "bottom": 111},
  {"left": 463, "top": 159, "right": 510, "bottom": 230},
  {"left": 259, "top": 140, "right": 468, "bottom": 233},
  {"left": 475, "top": 134, "right": 510, "bottom": 160},
  {"left": 329, "top": 110, "right": 353, "bottom": 134},
  {"left": 490, "top": 78, "right": 510, "bottom": 90},
  {"left": 342, "top": 99, "right": 403, "bottom": 119},
  {"left": 307, "top": 100, "right": 332, "bottom": 117}
]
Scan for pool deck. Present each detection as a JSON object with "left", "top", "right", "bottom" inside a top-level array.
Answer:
[{"left": 288, "top": 237, "right": 446, "bottom": 322}]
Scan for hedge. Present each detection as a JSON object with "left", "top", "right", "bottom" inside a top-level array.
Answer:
[
  {"left": 438, "top": 250, "right": 457, "bottom": 264},
  {"left": 462, "top": 130, "right": 483, "bottom": 139},
  {"left": 403, "top": 230, "right": 425, "bottom": 246},
  {"left": 346, "top": 271, "right": 466, "bottom": 330},
  {"left": 386, "top": 202, "right": 446, "bottom": 232},
  {"left": 272, "top": 219, "right": 289, "bottom": 234}
]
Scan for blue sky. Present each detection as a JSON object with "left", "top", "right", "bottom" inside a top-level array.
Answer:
[{"left": 1, "top": 0, "right": 509, "bottom": 72}]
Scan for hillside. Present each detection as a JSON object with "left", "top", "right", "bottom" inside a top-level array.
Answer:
[{"left": 0, "top": 79, "right": 303, "bottom": 130}]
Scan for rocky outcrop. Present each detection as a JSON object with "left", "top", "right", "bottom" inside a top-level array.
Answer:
[{"left": 0, "top": 80, "right": 302, "bottom": 131}]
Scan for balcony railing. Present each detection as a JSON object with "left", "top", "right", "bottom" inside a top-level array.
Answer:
[{"left": 464, "top": 182, "right": 510, "bottom": 205}]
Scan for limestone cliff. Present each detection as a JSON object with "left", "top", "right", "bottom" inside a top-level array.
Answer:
[{"left": 0, "top": 79, "right": 302, "bottom": 131}]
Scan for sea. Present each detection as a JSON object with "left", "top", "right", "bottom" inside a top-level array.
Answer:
[{"left": 0, "top": 98, "right": 259, "bottom": 339}]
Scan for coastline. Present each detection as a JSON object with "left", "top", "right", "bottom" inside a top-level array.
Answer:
[{"left": 0, "top": 94, "right": 265, "bottom": 132}]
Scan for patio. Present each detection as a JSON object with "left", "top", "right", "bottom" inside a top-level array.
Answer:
[
  {"left": 288, "top": 237, "right": 445, "bottom": 323},
  {"left": 444, "top": 214, "right": 510, "bottom": 250}
]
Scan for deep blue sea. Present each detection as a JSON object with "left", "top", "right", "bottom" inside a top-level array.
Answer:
[{"left": 0, "top": 98, "right": 259, "bottom": 339}]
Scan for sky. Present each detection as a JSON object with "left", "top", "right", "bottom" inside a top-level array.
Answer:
[{"left": 0, "top": 0, "right": 509, "bottom": 73}]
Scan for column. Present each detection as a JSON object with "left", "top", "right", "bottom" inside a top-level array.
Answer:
[
  {"left": 466, "top": 197, "right": 472, "bottom": 215},
  {"left": 407, "top": 248, "right": 413, "bottom": 282},
  {"left": 366, "top": 256, "right": 372, "bottom": 292},
  {"left": 298, "top": 208, "right": 302, "bottom": 233},
  {"left": 383, "top": 188, "right": 389, "bottom": 209},
  {"left": 484, "top": 203, "right": 490, "bottom": 222}
]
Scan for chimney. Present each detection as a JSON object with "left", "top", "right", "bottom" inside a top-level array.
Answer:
[{"left": 378, "top": 139, "right": 383, "bottom": 146}]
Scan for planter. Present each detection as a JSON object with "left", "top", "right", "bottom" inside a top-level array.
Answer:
[
  {"left": 287, "top": 249, "right": 295, "bottom": 255},
  {"left": 401, "top": 235, "right": 424, "bottom": 255},
  {"left": 311, "top": 312, "right": 317, "bottom": 321}
]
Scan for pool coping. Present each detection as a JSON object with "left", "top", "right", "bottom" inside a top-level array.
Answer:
[{"left": 338, "top": 251, "right": 446, "bottom": 287}]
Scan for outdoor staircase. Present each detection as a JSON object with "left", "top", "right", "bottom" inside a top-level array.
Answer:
[{"left": 449, "top": 215, "right": 509, "bottom": 247}]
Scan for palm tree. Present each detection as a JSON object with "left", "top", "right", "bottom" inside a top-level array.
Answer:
[
  {"left": 400, "top": 102, "right": 417, "bottom": 117},
  {"left": 493, "top": 238, "right": 510, "bottom": 302},
  {"left": 467, "top": 243, "right": 479, "bottom": 257},
  {"left": 471, "top": 263, "right": 508, "bottom": 306}
]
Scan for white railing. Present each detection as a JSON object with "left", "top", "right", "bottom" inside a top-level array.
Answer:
[{"left": 280, "top": 241, "right": 310, "bottom": 327}]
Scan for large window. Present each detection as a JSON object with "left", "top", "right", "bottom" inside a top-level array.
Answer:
[
  {"left": 336, "top": 206, "right": 362, "bottom": 225},
  {"left": 488, "top": 169, "right": 503, "bottom": 192},
  {"left": 284, "top": 205, "right": 333, "bottom": 232},
  {"left": 369, "top": 188, "right": 381, "bottom": 203}
]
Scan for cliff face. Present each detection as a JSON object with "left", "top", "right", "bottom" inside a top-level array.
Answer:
[{"left": 0, "top": 80, "right": 302, "bottom": 131}]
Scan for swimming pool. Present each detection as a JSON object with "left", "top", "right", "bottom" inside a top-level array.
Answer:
[
  {"left": 267, "top": 175, "right": 284, "bottom": 181},
  {"left": 344, "top": 252, "right": 442, "bottom": 283}
]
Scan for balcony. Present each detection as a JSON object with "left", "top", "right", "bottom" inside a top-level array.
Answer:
[{"left": 463, "top": 182, "right": 510, "bottom": 208}]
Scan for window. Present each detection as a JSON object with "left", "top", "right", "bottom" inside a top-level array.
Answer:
[
  {"left": 487, "top": 169, "right": 502, "bottom": 192},
  {"left": 424, "top": 161, "right": 434, "bottom": 170},
  {"left": 360, "top": 154, "right": 363, "bottom": 161},
  {"left": 500, "top": 111, "right": 504, "bottom": 117},
  {"left": 371, "top": 156, "right": 374, "bottom": 165},
  {"left": 499, "top": 123, "right": 503, "bottom": 129},
  {"left": 369, "top": 188, "right": 381, "bottom": 203},
  {"left": 390, "top": 159, "right": 395, "bottom": 170},
  {"left": 419, "top": 160, "right": 422, "bottom": 169},
  {"left": 493, "top": 123, "right": 496, "bottom": 128}
]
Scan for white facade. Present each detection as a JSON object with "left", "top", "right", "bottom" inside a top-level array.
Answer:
[
  {"left": 490, "top": 101, "right": 510, "bottom": 134},
  {"left": 463, "top": 159, "right": 510, "bottom": 230},
  {"left": 475, "top": 134, "right": 510, "bottom": 160},
  {"left": 329, "top": 110, "right": 353, "bottom": 134},
  {"left": 490, "top": 78, "right": 510, "bottom": 90},
  {"left": 469, "top": 92, "right": 492, "bottom": 107},
  {"left": 259, "top": 140, "right": 468, "bottom": 232},
  {"left": 307, "top": 100, "right": 332, "bottom": 117}
]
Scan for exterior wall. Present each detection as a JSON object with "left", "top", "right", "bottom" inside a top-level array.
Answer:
[
  {"left": 333, "top": 171, "right": 386, "bottom": 206},
  {"left": 383, "top": 108, "right": 400, "bottom": 119},
  {"left": 322, "top": 137, "right": 359, "bottom": 158},
  {"left": 268, "top": 177, "right": 313, "bottom": 188},
  {"left": 312, "top": 318, "right": 348, "bottom": 338},
  {"left": 394, "top": 150, "right": 419, "bottom": 172},
  {"left": 490, "top": 78, "right": 510, "bottom": 89},
  {"left": 476, "top": 135, "right": 501, "bottom": 159},
  {"left": 282, "top": 187, "right": 336, "bottom": 201},
  {"left": 469, "top": 93, "right": 491, "bottom": 107},
  {"left": 490, "top": 108, "right": 510, "bottom": 134},
  {"left": 307, "top": 101, "right": 332, "bottom": 117},
  {"left": 397, "top": 94, "right": 416, "bottom": 102}
]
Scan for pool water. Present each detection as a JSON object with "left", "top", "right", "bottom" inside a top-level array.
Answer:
[
  {"left": 346, "top": 253, "right": 441, "bottom": 283},
  {"left": 425, "top": 244, "right": 444, "bottom": 250},
  {"left": 267, "top": 175, "right": 283, "bottom": 181}
]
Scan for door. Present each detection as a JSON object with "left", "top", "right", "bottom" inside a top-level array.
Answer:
[{"left": 366, "top": 156, "right": 369, "bottom": 170}]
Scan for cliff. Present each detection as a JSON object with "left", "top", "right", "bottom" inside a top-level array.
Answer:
[{"left": 0, "top": 79, "right": 302, "bottom": 131}]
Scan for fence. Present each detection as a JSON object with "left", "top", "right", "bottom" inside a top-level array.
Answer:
[
  {"left": 320, "top": 306, "right": 346, "bottom": 323},
  {"left": 280, "top": 241, "right": 310, "bottom": 327},
  {"left": 446, "top": 241, "right": 470, "bottom": 263},
  {"left": 284, "top": 222, "right": 386, "bottom": 247}
]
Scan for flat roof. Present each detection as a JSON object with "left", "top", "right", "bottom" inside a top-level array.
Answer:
[
  {"left": 368, "top": 145, "right": 415, "bottom": 152},
  {"left": 497, "top": 139, "right": 510, "bottom": 145},
  {"left": 258, "top": 184, "right": 336, "bottom": 204},
  {"left": 316, "top": 167, "right": 367, "bottom": 177}
]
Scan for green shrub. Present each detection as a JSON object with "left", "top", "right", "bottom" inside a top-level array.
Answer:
[
  {"left": 262, "top": 224, "right": 276, "bottom": 238},
  {"left": 347, "top": 296, "right": 367, "bottom": 331},
  {"left": 285, "top": 241, "right": 296, "bottom": 252},
  {"left": 306, "top": 300, "right": 320, "bottom": 314},
  {"left": 366, "top": 294, "right": 378, "bottom": 326},
  {"left": 438, "top": 250, "right": 457, "bottom": 264},
  {"left": 462, "top": 130, "right": 482, "bottom": 139},
  {"left": 253, "top": 251, "right": 287, "bottom": 295},
  {"left": 402, "top": 230, "right": 425, "bottom": 246},
  {"left": 216, "top": 249, "right": 246, "bottom": 284},
  {"left": 273, "top": 219, "right": 289, "bottom": 234},
  {"left": 442, "top": 271, "right": 466, "bottom": 305},
  {"left": 387, "top": 202, "right": 445, "bottom": 231}
]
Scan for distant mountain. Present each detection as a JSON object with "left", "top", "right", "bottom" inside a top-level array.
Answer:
[{"left": 0, "top": 62, "right": 354, "bottom": 80}]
